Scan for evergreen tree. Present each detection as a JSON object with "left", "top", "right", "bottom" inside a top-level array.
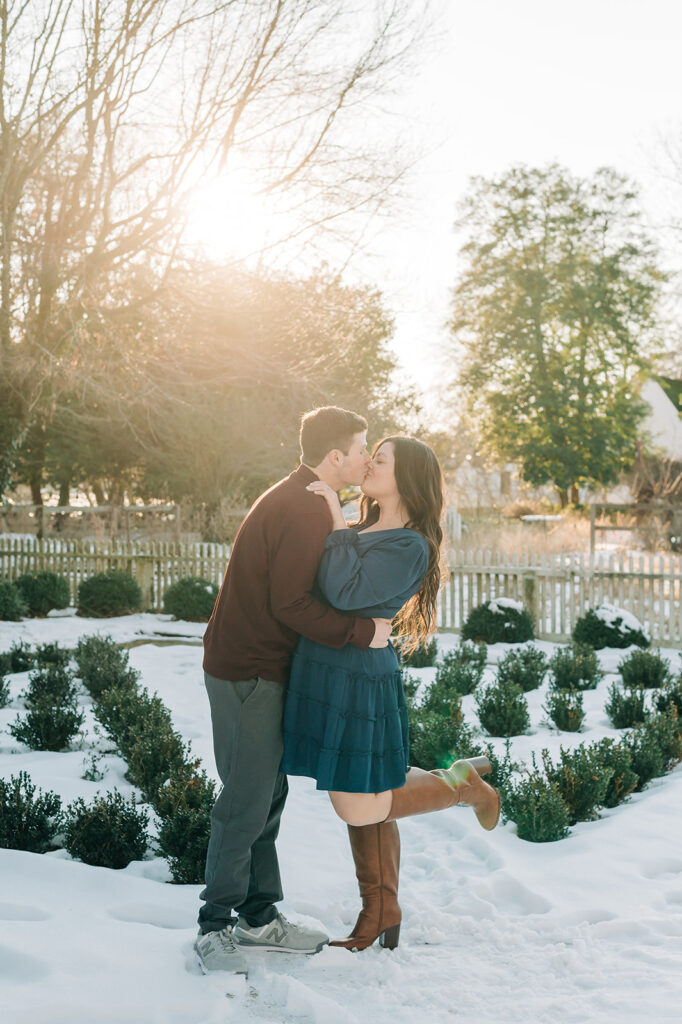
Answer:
[{"left": 449, "top": 164, "right": 665, "bottom": 505}]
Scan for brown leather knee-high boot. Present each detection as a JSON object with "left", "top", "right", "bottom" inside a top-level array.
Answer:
[
  {"left": 386, "top": 756, "right": 500, "bottom": 831},
  {"left": 329, "top": 821, "right": 402, "bottom": 951}
]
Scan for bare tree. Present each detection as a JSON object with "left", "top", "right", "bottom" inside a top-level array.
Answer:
[{"left": 0, "top": 0, "right": 424, "bottom": 489}]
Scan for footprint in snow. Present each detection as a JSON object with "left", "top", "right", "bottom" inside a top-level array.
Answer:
[
  {"left": 640, "top": 858, "right": 682, "bottom": 880},
  {"left": 108, "top": 902, "right": 188, "bottom": 929},
  {"left": 473, "top": 872, "right": 552, "bottom": 916},
  {"left": 0, "top": 902, "right": 51, "bottom": 922},
  {"left": 0, "top": 944, "right": 51, "bottom": 983}
]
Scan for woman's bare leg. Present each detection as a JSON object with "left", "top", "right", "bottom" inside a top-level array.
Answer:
[{"left": 329, "top": 790, "right": 393, "bottom": 826}]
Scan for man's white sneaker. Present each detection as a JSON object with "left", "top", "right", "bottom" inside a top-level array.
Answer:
[
  {"left": 234, "top": 912, "right": 328, "bottom": 953},
  {"left": 195, "top": 926, "right": 248, "bottom": 975}
]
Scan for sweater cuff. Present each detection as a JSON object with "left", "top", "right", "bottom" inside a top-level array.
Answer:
[
  {"left": 324, "top": 529, "right": 358, "bottom": 549},
  {"left": 350, "top": 615, "right": 376, "bottom": 649}
]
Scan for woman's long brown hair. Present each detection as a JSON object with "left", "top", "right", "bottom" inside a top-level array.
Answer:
[{"left": 357, "top": 436, "right": 445, "bottom": 652}]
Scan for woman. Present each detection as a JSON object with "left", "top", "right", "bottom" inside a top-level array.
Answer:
[{"left": 280, "top": 436, "right": 500, "bottom": 952}]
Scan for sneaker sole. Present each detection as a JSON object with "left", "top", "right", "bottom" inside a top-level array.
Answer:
[{"left": 235, "top": 940, "right": 328, "bottom": 954}]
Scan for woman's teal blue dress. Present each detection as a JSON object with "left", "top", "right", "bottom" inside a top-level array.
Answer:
[{"left": 280, "top": 527, "right": 429, "bottom": 793}]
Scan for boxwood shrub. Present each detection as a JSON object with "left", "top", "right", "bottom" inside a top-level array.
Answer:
[
  {"left": 475, "top": 676, "right": 530, "bottom": 737},
  {"left": 74, "top": 634, "right": 140, "bottom": 698},
  {"left": 497, "top": 646, "right": 548, "bottom": 693},
  {"left": 503, "top": 768, "right": 570, "bottom": 843},
  {"left": 429, "top": 641, "right": 487, "bottom": 698},
  {"left": 605, "top": 683, "right": 648, "bottom": 729},
  {"left": 13, "top": 571, "right": 70, "bottom": 617},
  {"left": 541, "top": 746, "right": 613, "bottom": 824},
  {"left": 162, "top": 577, "right": 218, "bottom": 622},
  {"left": 572, "top": 604, "right": 649, "bottom": 650},
  {"left": 548, "top": 643, "right": 603, "bottom": 691},
  {"left": 462, "top": 599, "right": 534, "bottom": 645},
  {"left": 0, "top": 772, "right": 63, "bottom": 853},
  {"left": 0, "top": 580, "right": 27, "bottom": 621},
  {"left": 588, "top": 738, "right": 638, "bottom": 808},
  {"left": 156, "top": 805, "right": 211, "bottom": 885},
  {"left": 64, "top": 790, "right": 149, "bottom": 869},
  {"left": 543, "top": 688, "right": 585, "bottom": 732},
  {"left": 77, "top": 570, "right": 142, "bottom": 618},
  {"left": 396, "top": 636, "right": 438, "bottom": 667},
  {"left": 618, "top": 649, "right": 672, "bottom": 690}
]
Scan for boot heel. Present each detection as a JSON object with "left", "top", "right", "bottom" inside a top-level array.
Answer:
[{"left": 379, "top": 924, "right": 401, "bottom": 949}]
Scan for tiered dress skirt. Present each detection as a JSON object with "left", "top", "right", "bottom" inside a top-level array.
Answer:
[{"left": 280, "top": 635, "right": 409, "bottom": 793}]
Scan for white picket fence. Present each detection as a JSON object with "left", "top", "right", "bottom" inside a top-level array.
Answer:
[{"left": 2, "top": 537, "right": 682, "bottom": 647}]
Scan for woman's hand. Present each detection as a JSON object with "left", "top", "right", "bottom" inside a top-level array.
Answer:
[{"left": 306, "top": 481, "right": 347, "bottom": 531}]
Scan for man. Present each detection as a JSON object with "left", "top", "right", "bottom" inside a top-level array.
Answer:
[{"left": 196, "top": 406, "right": 392, "bottom": 975}]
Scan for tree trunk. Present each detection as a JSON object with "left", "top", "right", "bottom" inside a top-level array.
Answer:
[
  {"left": 58, "top": 478, "right": 70, "bottom": 506},
  {"left": 30, "top": 475, "right": 43, "bottom": 506},
  {"left": 570, "top": 483, "right": 580, "bottom": 505},
  {"left": 92, "top": 481, "right": 106, "bottom": 505},
  {"left": 557, "top": 488, "right": 569, "bottom": 508}
]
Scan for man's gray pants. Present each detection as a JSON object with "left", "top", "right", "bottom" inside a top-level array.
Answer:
[{"left": 198, "top": 672, "right": 287, "bottom": 934}]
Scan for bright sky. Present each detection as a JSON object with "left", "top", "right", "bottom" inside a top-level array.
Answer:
[
  {"left": 357, "top": 0, "right": 682, "bottom": 410},
  {"left": 187, "top": 0, "right": 682, "bottom": 420}
]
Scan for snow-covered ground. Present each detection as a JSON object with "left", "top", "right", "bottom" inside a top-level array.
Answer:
[{"left": 2, "top": 613, "right": 682, "bottom": 1024}]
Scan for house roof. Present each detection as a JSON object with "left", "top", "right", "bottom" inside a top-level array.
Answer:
[{"left": 653, "top": 375, "right": 682, "bottom": 416}]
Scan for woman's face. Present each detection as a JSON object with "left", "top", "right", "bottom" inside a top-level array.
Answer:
[{"left": 361, "top": 442, "right": 399, "bottom": 501}]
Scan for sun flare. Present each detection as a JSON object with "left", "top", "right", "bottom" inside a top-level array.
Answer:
[{"left": 185, "top": 171, "right": 280, "bottom": 262}]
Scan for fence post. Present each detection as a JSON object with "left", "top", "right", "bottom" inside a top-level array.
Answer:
[
  {"left": 522, "top": 574, "right": 539, "bottom": 631},
  {"left": 136, "top": 558, "right": 155, "bottom": 611}
]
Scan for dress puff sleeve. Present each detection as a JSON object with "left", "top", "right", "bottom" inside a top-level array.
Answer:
[{"left": 317, "top": 530, "right": 429, "bottom": 611}]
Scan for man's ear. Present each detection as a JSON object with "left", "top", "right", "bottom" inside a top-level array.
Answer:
[{"left": 327, "top": 448, "right": 342, "bottom": 468}]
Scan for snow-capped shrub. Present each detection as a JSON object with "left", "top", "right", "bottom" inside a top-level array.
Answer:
[
  {"left": 0, "top": 579, "right": 27, "bottom": 621},
  {"left": 475, "top": 676, "right": 530, "bottom": 737},
  {"left": 572, "top": 603, "right": 649, "bottom": 650},
  {"left": 77, "top": 570, "right": 142, "bottom": 618},
  {"left": 543, "top": 688, "right": 585, "bottom": 732},
  {"left": 34, "top": 641, "right": 71, "bottom": 669},
  {"left": 588, "top": 738, "right": 638, "bottom": 808},
  {"left": 497, "top": 646, "right": 548, "bottom": 693},
  {"left": 618, "top": 649, "right": 672, "bottom": 690},
  {"left": 152, "top": 760, "right": 217, "bottom": 819},
  {"left": 13, "top": 571, "right": 70, "bottom": 617},
  {"left": 75, "top": 634, "right": 140, "bottom": 698},
  {"left": 0, "top": 772, "right": 63, "bottom": 853},
  {"left": 430, "top": 641, "right": 486, "bottom": 698},
  {"left": 156, "top": 804, "right": 211, "bottom": 885},
  {"left": 65, "top": 790, "right": 149, "bottom": 869},
  {"left": 396, "top": 636, "right": 438, "bottom": 667},
  {"left": 162, "top": 576, "right": 218, "bottom": 622},
  {"left": 541, "top": 746, "right": 613, "bottom": 825},
  {"left": 461, "top": 598, "right": 534, "bottom": 645},
  {"left": 503, "top": 768, "right": 570, "bottom": 842},
  {"left": 548, "top": 643, "right": 603, "bottom": 691},
  {"left": 408, "top": 703, "right": 481, "bottom": 770},
  {"left": 605, "top": 683, "right": 648, "bottom": 729}
]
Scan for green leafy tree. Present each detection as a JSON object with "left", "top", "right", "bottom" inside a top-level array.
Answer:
[{"left": 449, "top": 164, "right": 665, "bottom": 505}]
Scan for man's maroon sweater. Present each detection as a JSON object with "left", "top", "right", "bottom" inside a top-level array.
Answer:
[{"left": 202, "top": 464, "right": 375, "bottom": 683}]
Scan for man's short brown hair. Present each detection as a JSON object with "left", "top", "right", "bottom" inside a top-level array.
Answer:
[{"left": 299, "top": 406, "right": 368, "bottom": 466}]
